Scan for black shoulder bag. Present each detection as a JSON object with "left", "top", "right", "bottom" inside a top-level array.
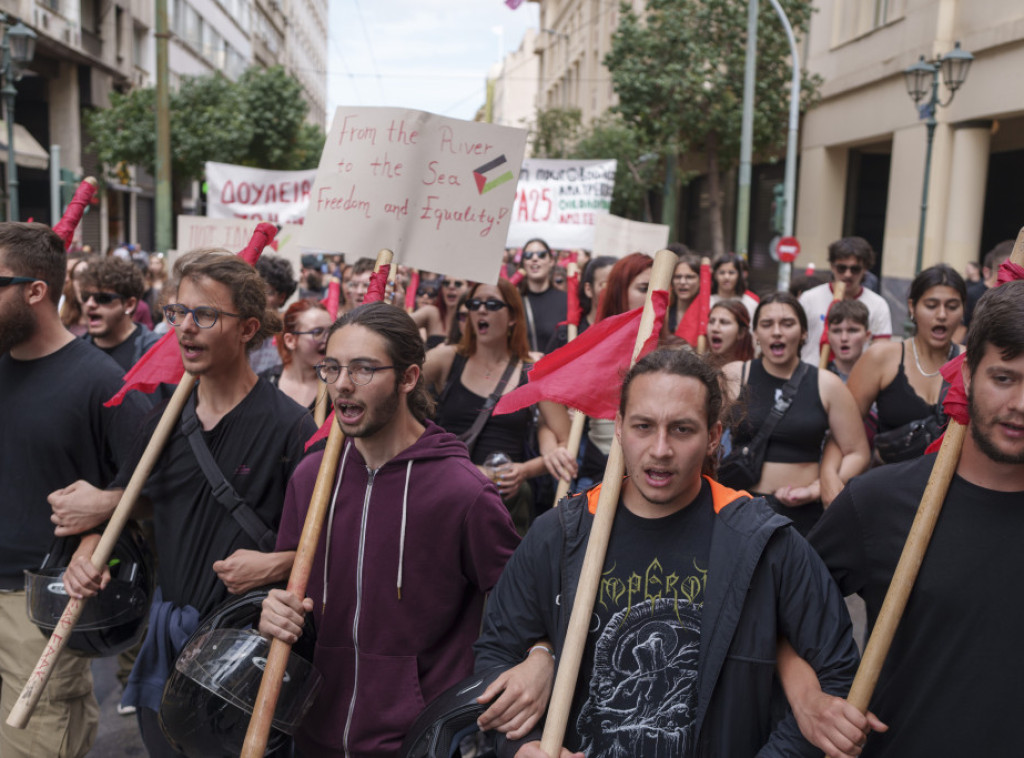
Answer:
[
  {"left": 180, "top": 391, "right": 277, "bottom": 552},
  {"left": 718, "top": 361, "right": 810, "bottom": 490}
]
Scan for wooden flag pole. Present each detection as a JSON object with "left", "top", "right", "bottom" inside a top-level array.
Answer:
[
  {"left": 842, "top": 227, "right": 1024, "bottom": 722},
  {"left": 552, "top": 261, "right": 583, "bottom": 507},
  {"left": 241, "top": 249, "right": 393, "bottom": 757},
  {"left": 818, "top": 281, "right": 846, "bottom": 369},
  {"left": 539, "top": 249, "right": 676, "bottom": 757},
  {"left": 7, "top": 374, "right": 197, "bottom": 729}
]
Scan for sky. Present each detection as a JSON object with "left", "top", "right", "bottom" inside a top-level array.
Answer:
[{"left": 326, "top": 0, "right": 540, "bottom": 127}]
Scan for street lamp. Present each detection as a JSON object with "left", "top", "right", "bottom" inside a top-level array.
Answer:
[
  {"left": 903, "top": 42, "right": 972, "bottom": 276},
  {"left": 0, "top": 15, "right": 36, "bottom": 222}
]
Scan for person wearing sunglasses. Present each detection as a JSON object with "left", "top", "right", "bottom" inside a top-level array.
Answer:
[
  {"left": 517, "top": 238, "right": 567, "bottom": 354},
  {"left": 260, "top": 299, "right": 333, "bottom": 413},
  {"left": 0, "top": 222, "right": 151, "bottom": 758},
  {"left": 55, "top": 249, "right": 317, "bottom": 756},
  {"left": 79, "top": 256, "right": 162, "bottom": 375},
  {"left": 425, "top": 280, "right": 567, "bottom": 535},
  {"left": 411, "top": 272, "right": 468, "bottom": 350},
  {"left": 799, "top": 237, "right": 893, "bottom": 363}
]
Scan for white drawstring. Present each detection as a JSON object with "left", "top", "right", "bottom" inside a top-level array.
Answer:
[{"left": 397, "top": 460, "right": 412, "bottom": 600}]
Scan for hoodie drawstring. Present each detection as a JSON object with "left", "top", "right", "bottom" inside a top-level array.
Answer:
[{"left": 397, "top": 460, "right": 412, "bottom": 600}]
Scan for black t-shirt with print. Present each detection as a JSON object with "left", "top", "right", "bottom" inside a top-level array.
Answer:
[{"left": 567, "top": 479, "right": 714, "bottom": 758}]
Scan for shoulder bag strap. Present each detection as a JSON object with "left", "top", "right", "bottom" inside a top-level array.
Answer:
[
  {"left": 523, "top": 296, "right": 539, "bottom": 352},
  {"left": 741, "top": 361, "right": 810, "bottom": 453},
  {"left": 458, "top": 359, "right": 519, "bottom": 454},
  {"left": 180, "top": 391, "right": 277, "bottom": 551}
]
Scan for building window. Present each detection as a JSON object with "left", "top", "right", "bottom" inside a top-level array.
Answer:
[{"left": 833, "top": 0, "right": 905, "bottom": 45}]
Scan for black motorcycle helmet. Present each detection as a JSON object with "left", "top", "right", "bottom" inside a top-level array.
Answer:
[
  {"left": 24, "top": 520, "right": 155, "bottom": 657},
  {"left": 399, "top": 665, "right": 507, "bottom": 758},
  {"left": 159, "top": 588, "right": 322, "bottom": 758}
]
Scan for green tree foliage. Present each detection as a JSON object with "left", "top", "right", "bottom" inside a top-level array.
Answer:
[
  {"left": 86, "top": 65, "right": 325, "bottom": 187},
  {"left": 605, "top": 0, "right": 820, "bottom": 255},
  {"left": 572, "top": 114, "right": 661, "bottom": 220},
  {"left": 531, "top": 107, "right": 582, "bottom": 158}
]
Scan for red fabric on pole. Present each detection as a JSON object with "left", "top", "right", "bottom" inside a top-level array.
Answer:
[
  {"left": 674, "top": 262, "right": 710, "bottom": 346},
  {"left": 819, "top": 296, "right": 844, "bottom": 348},
  {"left": 104, "top": 223, "right": 276, "bottom": 406},
  {"left": 305, "top": 411, "right": 335, "bottom": 451},
  {"left": 494, "top": 290, "right": 669, "bottom": 420},
  {"left": 404, "top": 270, "right": 420, "bottom": 311},
  {"left": 997, "top": 260, "right": 1024, "bottom": 286},
  {"left": 53, "top": 180, "right": 98, "bottom": 249},
  {"left": 322, "top": 280, "right": 341, "bottom": 321},
  {"left": 509, "top": 271, "right": 524, "bottom": 287},
  {"left": 365, "top": 264, "right": 390, "bottom": 304},
  {"left": 564, "top": 270, "right": 581, "bottom": 327}
]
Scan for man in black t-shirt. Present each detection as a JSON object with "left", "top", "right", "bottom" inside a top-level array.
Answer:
[
  {"left": 805, "top": 280, "right": 1024, "bottom": 756},
  {"left": 0, "top": 223, "right": 149, "bottom": 758},
  {"left": 80, "top": 256, "right": 161, "bottom": 373},
  {"left": 475, "top": 348, "right": 858, "bottom": 757},
  {"left": 55, "top": 249, "right": 315, "bottom": 757}
]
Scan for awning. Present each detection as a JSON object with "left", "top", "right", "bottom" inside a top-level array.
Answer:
[{"left": 0, "top": 120, "right": 49, "bottom": 170}]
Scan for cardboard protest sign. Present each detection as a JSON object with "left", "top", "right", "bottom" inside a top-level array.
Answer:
[
  {"left": 174, "top": 217, "right": 304, "bottom": 273},
  {"left": 205, "top": 162, "right": 316, "bottom": 224},
  {"left": 506, "top": 159, "right": 616, "bottom": 250},
  {"left": 592, "top": 214, "right": 670, "bottom": 258},
  {"left": 300, "top": 107, "right": 528, "bottom": 284}
]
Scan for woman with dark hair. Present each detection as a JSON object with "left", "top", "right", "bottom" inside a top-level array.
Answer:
[
  {"left": 517, "top": 237, "right": 567, "bottom": 353},
  {"left": 424, "top": 279, "right": 562, "bottom": 534},
  {"left": 722, "top": 292, "right": 868, "bottom": 534},
  {"left": 411, "top": 275, "right": 469, "bottom": 349},
  {"left": 839, "top": 264, "right": 966, "bottom": 464},
  {"left": 668, "top": 251, "right": 702, "bottom": 332},
  {"left": 711, "top": 253, "right": 759, "bottom": 320},
  {"left": 260, "top": 299, "right": 332, "bottom": 412},
  {"left": 705, "top": 299, "right": 755, "bottom": 368}
]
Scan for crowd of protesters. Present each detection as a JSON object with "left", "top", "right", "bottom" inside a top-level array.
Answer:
[{"left": 2, "top": 219, "right": 1021, "bottom": 758}]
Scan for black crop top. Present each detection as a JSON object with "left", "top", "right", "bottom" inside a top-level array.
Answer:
[
  {"left": 731, "top": 359, "right": 829, "bottom": 464},
  {"left": 434, "top": 353, "right": 532, "bottom": 465},
  {"left": 875, "top": 343, "right": 958, "bottom": 432}
]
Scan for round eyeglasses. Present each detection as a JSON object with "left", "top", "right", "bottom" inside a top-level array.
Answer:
[
  {"left": 314, "top": 360, "right": 395, "bottom": 386},
  {"left": 163, "top": 303, "right": 242, "bottom": 329}
]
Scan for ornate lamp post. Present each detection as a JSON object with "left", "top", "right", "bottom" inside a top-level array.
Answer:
[
  {"left": 0, "top": 15, "right": 37, "bottom": 222},
  {"left": 903, "top": 42, "right": 973, "bottom": 275}
]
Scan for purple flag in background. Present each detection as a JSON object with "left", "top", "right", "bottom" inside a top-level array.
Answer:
[{"left": 505, "top": 0, "right": 525, "bottom": 9}]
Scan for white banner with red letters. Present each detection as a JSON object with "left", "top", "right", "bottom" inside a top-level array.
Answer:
[{"left": 205, "top": 161, "right": 316, "bottom": 224}]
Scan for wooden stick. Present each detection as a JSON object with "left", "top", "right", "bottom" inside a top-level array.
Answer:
[
  {"left": 241, "top": 249, "right": 393, "bottom": 757},
  {"left": 553, "top": 410, "right": 586, "bottom": 506},
  {"left": 7, "top": 374, "right": 197, "bottom": 729},
  {"left": 313, "top": 384, "right": 329, "bottom": 427},
  {"left": 539, "top": 249, "right": 677, "bottom": 757},
  {"left": 843, "top": 226, "right": 1024, "bottom": 720},
  {"left": 818, "top": 281, "right": 846, "bottom": 369}
]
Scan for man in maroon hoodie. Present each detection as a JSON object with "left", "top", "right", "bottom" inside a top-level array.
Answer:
[{"left": 260, "top": 302, "right": 522, "bottom": 757}]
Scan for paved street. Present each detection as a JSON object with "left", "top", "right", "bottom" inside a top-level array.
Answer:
[{"left": 88, "top": 655, "right": 145, "bottom": 756}]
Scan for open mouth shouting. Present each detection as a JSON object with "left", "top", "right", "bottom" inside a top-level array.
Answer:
[
  {"left": 335, "top": 399, "right": 366, "bottom": 427},
  {"left": 767, "top": 341, "right": 787, "bottom": 358}
]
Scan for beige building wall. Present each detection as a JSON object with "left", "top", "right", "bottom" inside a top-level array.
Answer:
[
  {"left": 491, "top": 28, "right": 540, "bottom": 135},
  {"left": 283, "top": 0, "right": 327, "bottom": 127},
  {"left": 797, "top": 0, "right": 1024, "bottom": 282}
]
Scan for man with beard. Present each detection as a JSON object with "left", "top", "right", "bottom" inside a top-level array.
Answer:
[
  {"left": 79, "top": 256, "right": 160, "bottom": 372},
  {"left": 802, "top": 280, "right": 1024, "bottom": 756},
  {"left": 55, "top": 249, "right": 316, "bottom": 756},
  {"left": 258, "top": 302, "right": 522, "bottom": 757},
  {"left": 0, "top": 223, "right": 148, "bottom": 757}
]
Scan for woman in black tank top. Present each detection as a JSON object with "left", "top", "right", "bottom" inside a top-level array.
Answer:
[
  {"left": 841, "top": 265, "right": 966, "bottom": 457},
  {"left": 722, "top": 293, "right": 869, "bottom": 534}
]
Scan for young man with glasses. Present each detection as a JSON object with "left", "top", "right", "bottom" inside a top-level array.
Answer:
[
  {"left": 0, "top": 222, "right": 150, "bottom": 758},
  {"left": 258, "top": 302, "right": 523, "bottom": 757},
  {"left": 799, "top": 236, "right": 892, "bottom": 363},
  {"left": 518, "top": 238, "right": 566, "bottom": 354},
  {"left": 79, "top": 256, "right": 161, "bottom": 373},
  {"left": 55, "top": 249, "right": 317, "bottom": 756}
]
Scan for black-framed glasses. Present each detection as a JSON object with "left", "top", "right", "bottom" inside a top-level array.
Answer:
[
  {"left": 314, "top": 360, "right": 395, "bottom": 386},
  {"left": 290, "top": 326, "right": 329, "bottom": 339},
  {"left": 466, "top": 298, "right": 508, "bottom": 312},
  {"left": 443, "top": 279, "right": 466, "bottom": 289},
  {"left": 163, "top": 303, "right": 242, "bottom": 329},
  {"left": 834, "top": 264, "right": 864, "bottom": 275},
  {"left": 0, "top": 276, "right": 41, "bottom": 287},
  {"left": 674, "top": 274, "right": 699, "bottom": 283},
  {"left": 82, "top": 291, "right": 125, "bottom": 306},
  {"left": 522, "top": 250, "right": 550, "bottom": 261}
]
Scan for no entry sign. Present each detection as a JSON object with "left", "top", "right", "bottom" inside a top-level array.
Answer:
[{"left": 776, "top": 236, "right": 800, "bottom": 263}]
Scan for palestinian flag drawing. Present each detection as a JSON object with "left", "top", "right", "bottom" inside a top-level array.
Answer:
[{"left": 473, "top": 155, "right": 515, "bottom": 195}]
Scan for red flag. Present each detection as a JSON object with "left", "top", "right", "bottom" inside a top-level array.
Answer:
[
  {"left": 104, "top": 223, "right": 277, "bottom": 406},
  {"left": 819, "top": 295, "right": 843, "bottom": 348},
  {"left": 305, "top": 410, "right": 335, "bottom": 451},
  {"left": 53, "top": 179, "right": 98, "bottom": 249},
  {"left": 404, "top": 270, "right": 420, "bottom": 311},
  {"left": 509, "top": 270, "right": 524, "bottom": 287},
  {"left": 564, "top": 269, "right": 581, "bottom": 327},
  {"left": 494, "top": 290, "right": 669, "bottom": 420},
  {"left": 674, "top": 261, "right": 711, "bottom": 345},
  {"left": 365, "top": 264, "right": 390, "bottom": 304},
  {"left": 321, "top": 279, "right": 341, "bottom": 321},
  {"left": 997, "top": 260, "right": 1024, "bottom": 286}
]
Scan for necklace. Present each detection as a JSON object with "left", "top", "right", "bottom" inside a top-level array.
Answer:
[{"left": 911, "top": 337, "right": 942, "bottom": 378}]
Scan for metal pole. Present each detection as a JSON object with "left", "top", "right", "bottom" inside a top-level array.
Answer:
[
  {"left": 155, "top": 0, "right": 172, "bottom": 253},
  {"left": 914, "top": 66, "right": 939, "bottom": 277},
  {"left": 2, "top": 27, "right": 18, "bottom": 222},
  {"left": 734, "top": 0, "right": 759, "bottom": 257},
  {"left": 50, "top": 143, "right": 60, "bottom": 223},
  {"left": 769, "top": 0, "right": 800, "bottom": 292}
]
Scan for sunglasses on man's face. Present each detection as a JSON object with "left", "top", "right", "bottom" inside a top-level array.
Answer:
[
  {"left": 522, "top": 250, "right": 550, "bottom": 261},
  {"left": 834, "top": 264, "right": 864, "bottom": 276},
  {"left": 0, "top": 276, "right": 41, "bottom": 287},
  {"left": 82, "top": 291, "right": 125, "bottom": 306},
  {"left": 466, "top": 298, "right": 508, "bottom": 312}
]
